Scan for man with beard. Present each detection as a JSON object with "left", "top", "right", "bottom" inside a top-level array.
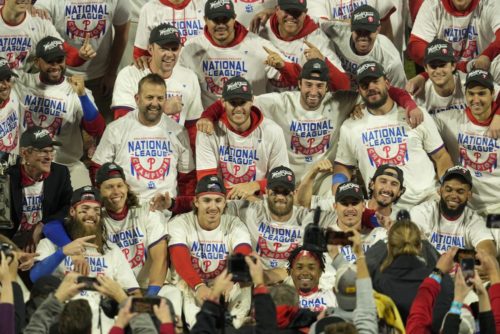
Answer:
[
  {"left": 225, "top": 166, "right": 336, "bottom": 283},
  {"left": 196, "top": 76, "right": 289, "bottom": 200},
  {"left": 91, "top": 73, "right": 196, "bottom": 208},
  {"left": 15, "top": 36, "right": 106, "bottom": 189},
  {"left": 6, "top": 126, "right": 72, "bottom": 254},
  {"left": 410, "top": 166, "right": 496, "bottom": 256},
  {"left": 0, "top": 57, "right": 21, "bottom": 156},
  {"left": 168, "top": 175, "right": 253, "bottom": 328},
  {"left": 30, "top": 186, "right": 140, "bottom": 333},
  {"left": 333, "top": 61, "right": 454, "bottom": 210},
  {"left": 320, "top": 5, "right": 406, "bottom": 89}
]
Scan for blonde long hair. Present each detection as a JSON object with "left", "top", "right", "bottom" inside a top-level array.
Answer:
[{"left": 380, "top": 220, "right": 422, "bottom": 272}]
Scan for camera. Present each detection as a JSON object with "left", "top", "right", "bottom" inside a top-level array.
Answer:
[
  {"left": 487, "top": 214, "right": 500, "bottom": 228},
  {"left": 0, "top": 242, "right": 14, "bottom": 264},
  {"left": 77, "top": 276, "right": 99, "bottom": 291},
  {"left": 325, "top": 229, "right": 354, "bottom": 246},
  {"left": 227, "top": 253, "right": 254, "bottom": 283}
]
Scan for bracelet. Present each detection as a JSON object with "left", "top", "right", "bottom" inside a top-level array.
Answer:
[{"left": 429, "top": 273, "right": 442, "bottom": 284}]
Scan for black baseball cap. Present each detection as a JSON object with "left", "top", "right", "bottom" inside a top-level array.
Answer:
[
  {"left": 95, "top": 162, "right": 126, "bottom": 185},
  {"left": 205, "top": 0, "right": 236, "bottom": 20},
  {"left": 267, "top": 166, "right": 295, "bottom": 192},
  {"left": 36, "top": 36, "right": 66, "bottom": 62},
  {"left": 424, "top": 39, "right": 455, "bottom": 64},
  {"left": 465, "top": 69, "right": 494, "bottom": 91},
  {"left": 71, "top": 186, "right": 102, "bottom": 206},
  {"left": 441, "top": 165, "right": 473, "bottom": 187},
  {"left": 196, "top": 175, "right": 227, "bottom": 196},
  {"left": 335, "top": 182, "right": 364, "bottom": 202},
  {"left": 300, "top": 59, "right": 329, "bottom": 82},
  {"left": 20, "top": 126, "right": 62, "bottom": 149},
  {"left": 372, "top": 164, "right": 404, "bottom": 186},
  {"left": 351, "top": 5, "right": 380, "bottom": 32},
  {"left": 222, "top": 76, "right": 253, "bottom": 101},
  {"left": 149, "top": 23, "right": 181, "bottom": 46},
  {"left": 0, "top": 57, "right": 18, "bottom": 80},
  {"left": 278, "top": 0, "right": 307, "bottom": 12},
  {"left": 355, "top": 61, "right": 385, "bottom": 83}
]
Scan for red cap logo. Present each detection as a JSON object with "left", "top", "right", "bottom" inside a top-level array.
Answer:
[
  {"left": 225, "top": 4, "right": 230, "bottom": 9},
  {"left": 368, "top": 17, "right": 373, "bottom": 22}
]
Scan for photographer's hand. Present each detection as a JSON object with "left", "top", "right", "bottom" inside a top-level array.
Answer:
[
  {"left": 95, "top": 275, "right": 128, "bottom": 303},
  {"left": 207, "top": 270, "right": 233, "bottom": 301},
  {"left": 245, "top": 252, "right": 264, "bottom": 286},
  {"left": 153, "top": 298, "right": 173, "bottom": 324},
  {"left": 114, "top": 298, "right": 137, "bottom": 329},
  {"left": 54, "top": 272, "right": 86, "bottom": 303}
]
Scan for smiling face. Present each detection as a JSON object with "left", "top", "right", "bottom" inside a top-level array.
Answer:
[
  {"left": 0, "top": 77, "right": 12, "bottom": 104},
  {"left": 439, "top": 178, "right": 471, "bottom": 211},
  {"left": 21, "top": 146, "right": 56, "bottom": 175},
  {"left": 149, "top": 42, "right": 181, "bottom": 75},
  {"left": 299, "top": 77, "right": 328, "bottom": 110},
  {"left": 135, "top": 81, "right": 166, "bottom": 126},
  {"left": 205, "top": 16, "right": 236, "bottom": 45},
  {"left": 370, "top": 173, "right": 403, "bottom": 207},
  {"left": 335, "top": 198, "right": 364, "bottom": 230},
  {"left": 425, "top": 61, "right": 455, "bottom": 88},
  {"left": 291, "top": 255, "right": 321, "bottom": 293},
  {"left": 223, "top": 98, "right": 253, "bottom": 129},
  {"left": 5, "top": 0, "right": 30, "bottom": 15},
  {"left": 276, "top": 7, "right": 306, "bottom": 37},
  {"left": 37, "top": 57, "right": 66, "bottom": 84},
  {"left": 195, "top": 193, "right": 226, "bottom": 229},
  {"left": 70, "top": 201, "right": 102, "bottom": 232},
  {"left": 99, "top": 178, "right": 128, "bottom": 213},
  {"left": 266, "top": 187, "right": 295, "bottom": 217},
  {"left": 465, "top": 85, "right": 494, "bottom": 121},
  {"left": 352, "top": 29, "right": 378, "bottom": 55}
]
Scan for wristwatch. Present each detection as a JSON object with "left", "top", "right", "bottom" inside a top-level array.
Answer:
[{"left": 431, "top": 267, "right": 444, "bottom": 277}]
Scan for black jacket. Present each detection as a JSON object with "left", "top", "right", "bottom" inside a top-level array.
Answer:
[
  {"left": 371, "top": 254, "right": 454, "bottom": 333},
  {"left": 4, "top": 159, "right": 72, "bottom": 242}
]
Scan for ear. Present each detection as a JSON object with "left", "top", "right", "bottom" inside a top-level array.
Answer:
[
  {"left": 399, "top": 186, "right": 406, "bottom": 196},
  {"left": 69, "top": 206, "right": 76, "bottom": 217},
  {"left": 134, "top": 93, "right": 139, "bottom": 105},
  {"left": 147, "top": 43, "right": 154, "bottom": 55},
  {"left": 368, "top": 180, "right": 374, "bottom": 192}
]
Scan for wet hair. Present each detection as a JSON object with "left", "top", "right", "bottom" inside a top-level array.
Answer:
[
  {"left": 268, "top": 284, "right": 299, "bottom": 306},
  {"left": 58, "top": 299, "right": 92, "bottom": 334},
  {"left": 380, "top": 219, "right": 422, "bottom": 272},
  {"left": 137, "top": 73, "right": 166, "bottom": 94},
  {"left": 287, "top": 246, "right": 325, "bottom": 275}
]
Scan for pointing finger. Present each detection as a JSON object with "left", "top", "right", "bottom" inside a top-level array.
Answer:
[
  {"left": 263, "top": 46, "right": 274, "bottom": 55},
  {"left": 84, "top": 33, "right": 91, "bottom": 46},
  {"left": 303, "top": 40, "right": 316, "bottom": 49}
]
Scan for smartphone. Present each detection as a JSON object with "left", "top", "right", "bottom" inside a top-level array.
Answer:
[
  {"left": 325, "top": 230, "right": 354, "bottom": 246},
  {"left": 131, "top": 297, "right": 161, "bottom": 313},
  {"left": 227, "top": 254, "right": 252, "bottom": 283},
  {"left": 487, "top": 214, "right": 500, "bottom": 228},
  {"left": 76, "top": 276, "right": 99, "bottom": 291},
  {"left": 460, "top": 258, "right": 475, "bottom": 286},
  {"left": 453, "top": 248, "right": 475, "bottom": 263}
]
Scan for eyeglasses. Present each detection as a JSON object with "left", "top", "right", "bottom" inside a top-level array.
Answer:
[{"left": 31, "top": 148, "right": 56, "bottom": 157}]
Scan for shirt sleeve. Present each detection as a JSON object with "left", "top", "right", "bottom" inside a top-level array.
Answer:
[
  {"left": 419, "top": 110, "right": 446, "bottom": 154},
  {"left": 195, "top": 131, "right": 219, "bottom": 173},
  {"left": 112, "top": 67, "right": 138, "bottom": 109},
  {"left": 334, "top": 123, "right": 357, "bottom": 167},
  {"left": 410, "top": 0, "right": 439, "bottom": 43},
  {"left": 467, "top": 214, "right": 495, "bottom": 248},
  {"left": 184, "top": 71, "right": 204, "bottom": 121},
  {"left": 91, "top": 124, "right": 118, "bottom": 165},
  {"left": 409, "top": 203, "right": 434, "bottom": 239},
  {"left": 267, "top": 124, "right": 290, "bottom": 170},
  {"left": 145, "top": 209, "right": 168, "bottom": 249},
  {"left": 176, "top": 128, "right": 195, "bottom": 174},
  {"left": 229, "top": 218, "right": 253, "bottom": 250},
  {"left": 35, "top": 239, "right": 58, "bottom": 262},
  {"left": 113, "top": 0, "right": 131, "bottom": 26},
  {"left": 167, "top": 216, "right": 189, "bottom": 247},
  {"left": 134, "top": 5, "right": 151, "bottom": 50}
]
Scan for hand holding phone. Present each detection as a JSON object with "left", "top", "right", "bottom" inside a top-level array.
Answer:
[
  {"left": 227, "top": 253, "right": 252, "bottom": 283},
  {"left": 131, "top": 297, "right": 161, "bottom": 313},
  {"left": 76, "top": 276, "right": 99, "bottom": 291},
  {"left": 487, "top": 214, "right": 500, "bottom": 228},
  {"left": 325, "top": 229, "right": 354, "bottom": 246},
  {"left": 460, "top": 258, "right": 475, "bottom": 286}
]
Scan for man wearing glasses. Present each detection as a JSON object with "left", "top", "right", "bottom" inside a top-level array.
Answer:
[
  {"left": 4, "top": 126, "right": 72, "bottom": 253},
  {"left": 15, "top": 36, "right": 106, "bottom": 188}
]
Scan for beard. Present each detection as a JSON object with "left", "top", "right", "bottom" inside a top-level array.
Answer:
[
  {"left": 363, "top": 89, "right": 389, "bottom": 109},
  {"left": 439, "top": 198, "right": 467, "bottom": 218},
  {"left": 40, "top": 67, "right": 66, "bottom": 84},
  {"left": 66, "top": 216, "right": 106, "bottom": 254},
  {"left": 267, "top": 197, "right": 293, "bottom": 217}
]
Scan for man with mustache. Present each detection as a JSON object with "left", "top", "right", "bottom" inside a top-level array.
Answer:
[
  {"left": 168, "top": 175, "right": 253, "bottom": 328},
  {"left": 15, "top": 36, "right": 106, "bottom": 189},
  {"left": 321, "top": 5, "right": 406, "bottom": 89},
  {"left": 91, "top": 73, "right": 196, "bottom": 210},
  {"left": 224, "top": 166, "right": 337, "bottom": 283},
  {"left": 30, "top": 186, "right": 140, "bottom": 333},
  {"left": 179, "top": 0, "right": 299, "bottom": 108},
  {"left": 333, "top": 61, "right": 454, "bottom": 210},
  {"left": 410, "top": 166, "right": 496, "bottom": 256}
]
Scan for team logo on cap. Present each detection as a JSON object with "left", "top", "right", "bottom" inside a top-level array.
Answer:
[
  {"left": 109, "top": 163, "right": 118, "bottom": 169},
  {"left": 339, "top": 182, "right": 359, "bottom": 192},
  {"left": 271, "top": 169, "right": 292, "bottom": 179},
  {"left": 427, "top": 43, "right": 448, "bottom": 55},
  {"left": 33, "top": 129, "right": 50, "bottom": 139},
  {"left": 210, "top": 0, "right": 230, "bottom": 9},
  {"left": 83, "top": 186, "right": 92, "bottom": 191},
  {"left": 159, "top": 27, "right": 178, "bottom": 36},
  {"left": 468, "top": 69, "right": 488, "bottom": 79},
  {"left": 43, "top": 40, "right": 63, "bottom": 51},
  {"left": 313, "top": 63, "right": 321, "bottom": 69},
  {"left": 226, "top": 81, "right": 248, "bottom": 91},
  {"left": 447, "top": 165, "right": 468, "bottom": 174},
  {"left": 357, "top": 62, "right": 376, "bottom": 74},
  {"left": 353, "top": 11, "right": 374, "bottom": 21}
]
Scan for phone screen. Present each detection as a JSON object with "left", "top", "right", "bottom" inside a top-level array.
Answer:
[
  {"left": 460, "top": 258, "right": 475, "bottom": 286},
  {"left": 131, "top": 298, "right": 161, "bottom": 313},
  {"left": 326, "top": 230, "right": 353, "bottom": 246},
  {"left": 228, "top": 255, "right": 251, "bottom": 283},
  {"left": 76, "top": 276, "right": 98, "bottom": 291}
]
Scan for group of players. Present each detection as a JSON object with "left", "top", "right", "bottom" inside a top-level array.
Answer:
[{"left": 1, "top": 0, "right": 500, "bottom": 332}]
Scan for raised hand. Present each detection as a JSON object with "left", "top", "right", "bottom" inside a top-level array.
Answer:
[
  {"left": 263, "top": 46, "right": 285, "bottom": 69},
  {"left": 78, "top": 33, "right": 97, "bottom": 60}
]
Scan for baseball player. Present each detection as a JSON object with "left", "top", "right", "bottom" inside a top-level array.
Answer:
[
  {"left": 112, "top": 23, "right": 203, "bottom": 149},
  {"left": 410, "top": 166, "right": 496, "bottom": 256},
  {"left": 91, "top": 73, "right": 196, "bottom": 207},
  {"left": 333, "top": 61, "right": 454, "bottom": 209},
  {"left": 288, "top": 246, "right": 337, "bottom": 312},
  {"left": 321, "top": 5, "right": 407, "bottom": 89},
  {"left": 0, "top": 0, "right": 95, "bottom": 71},
  {"left": 34, "top": 0, "right": 131, "bottom": 121},
  {"left": 179, "top": 0, "right": 300, "bottom": 108},
  {"left": 168, "top": 175, "right": 253, "bottom": 328},
  {"left": 307, "top": 0, "right": 396, "bottom": 40},
  {"left": 0, "top": 57, "right": 21, "bottom": 155},
  {"left": 134, "top": 0, "right": 205, "bottom": 58},
  {"left": 257, "top": 0, "right": 348, "bottom": 92},
  {"left": 225, "top": 166, "right": 336, "bottom": 281},
  {"left": 408, "top": 0, "right": 500, "bottom": 77},
  {"left": 14, "top": 37, "right": 106, "bottom": 189},
  {"left": 196, "top": 76, "right": 289, "bottom": 199},
  {"left": 31, "top": 186, "right": 140, "bottom": 334},
  {"left": 432, "top": 70, "right": 500, "bottom": 214}
]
